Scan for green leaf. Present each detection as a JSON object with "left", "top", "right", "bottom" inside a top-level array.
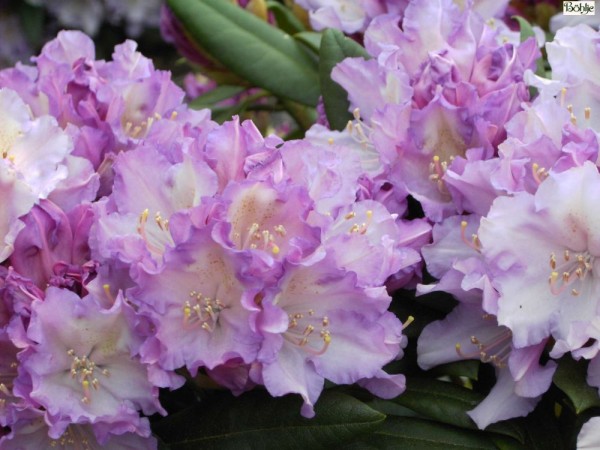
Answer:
[
  {"left": 167, "top": 0, "right": 320, "bottom": 106},
  {"left": 519, "top": 400, "right": 566, "bottom": 450},
  {"left": 553, "top": 356, "right": 600, "bottom": 414},
  {"left": 319, "top": 28, "right": 370, "bottom": 131},
  {"left": 430, "top": 360, "right": 480, "bottom": 381},
  {"left": 393, "top": 378, "right": 525, "bottom": 443},
  {"left": 18, "top": 2, "right": 45, "bottom": 46},
  {"left": 294, "top": 31, "right": 323, "bottom": 54},
  {"left": 188, "top": 85, "right": 247, "bottom": 110},
  {"left": 266, "top": 0, "right": 306, "bottom": 35},
  {"left": 154, "top": 390, "right": 385, "bottom": 449},
  {"left": 360, "top": 416, "right": 503, "bottom": 450},
  {"left": 512, "top": 16, "right": 535, "bottom": 43}
]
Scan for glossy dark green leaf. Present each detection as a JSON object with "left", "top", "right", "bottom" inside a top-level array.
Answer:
[
  {"left": 430, "top": 360, "right": 480, "bottom": 381},
  {"left": 393, "top": 378, "right": 525, "bottom": 443},
  {"left": 266, "top": 0, "right": 306, "bottom": 35},
  {"left": 154, "top": 390, "right": 385, "bottom": 449},
  {"left": 188, "top": 85, "right": 247, "bottom": 110},
  {"left": 519, "top": 400, "right": 566, "bottom": 450},
  {"left": 553, "top": 356, "right": 600, "bottom": 414},
  {"left": 319, "top": 28, "right": 369, "bottom": 130},
  {"left": 167, "top": 0, "right": 320, "bottom": 106},
  {"left": 359, "top": 416, "right": 502, "bottom": 450}
]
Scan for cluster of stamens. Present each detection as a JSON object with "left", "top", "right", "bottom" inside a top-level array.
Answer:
[
  {"left": 68, "top": 349, "right": 109, "bottom": 404},
  {"left": 347, "top": 108, "right": 374, "bottom": 150},
  {"left": 285, "top": 309, "right": 331, "bottom": 356},
  {"left": 455, "top": 326, "right": 512, "bottom": 368},
  {"left": 0, "top": 360, "right": 17, "bottom": 410},
  {"left": 548, "top": 249, "right": 593, "bottom": 296},
  {"left": 136, "top": 209, "right": 171, "bottom": 254},
  {"left": 344, "top": 210, "right": 373, "bottom": 235},
  {"left": 237, "top": 222, "right": 287, "bottom": 255},
  {"left": 49, "top": 425, "right": 92, "bottom": 449},
  {"left": 123, "top": 110, "right": 178, "bottom": 139},
  {"left": 183, "top": 291, "right": 225, "bottom": 332},
  {"left": 560, "top": 88, "right": 592, "bottom": 127},
  {"left": 531, "top": 163, "right": 549, "bottom": 185},
  {"left": 429, "top": 155, "right": 453, "bottom": 194}
]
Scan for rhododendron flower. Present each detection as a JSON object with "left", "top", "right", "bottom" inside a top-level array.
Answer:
[
  {"left": 17, "top": 287, "right": 162, "bottom": 438},
  {"left": 251, "top": 256, "right": 405, "bottom": 417},
  {"left": 294, "top": 0, "right": 404, "bottom": 34},
  {"left": 418, "top": 302, "right": 555, "bottom": 428},
  {"left": 0, "top": 88, "right": 71, "bottom": 261},
  {"left": 132, "top": 221, "right": 262, "bottom": 377},
  {"left": 480, "top": 162, "right": 600, "bottom": 353}
]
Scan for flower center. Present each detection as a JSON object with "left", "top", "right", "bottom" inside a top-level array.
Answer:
[
  {"left": 345, "top": 209, "right": 373, "bottom": 235},
  {"left": 234, "top": 222, "right": 286, "bottom": 255},
  {"left": 183, "top": 290, "right": 226, "bottom": 332},
  {"left": 122, "top": 110, "right": 178, "bottom": 139},
  {"left": 284, "top": 308, "right": 331, "bottom": 356},
  {"left": 50, "top": 424, "right": 94, "bottom": 450},
  {"left": 67, "top": 349, "right": 110, "bottom": 404},
  {"left": 548, "top": 249, "right": 594, "bottom": 297}
]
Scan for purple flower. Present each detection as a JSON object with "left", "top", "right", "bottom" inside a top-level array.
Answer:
[
  {"left": 294, "top": 0, "right": 402, "bottom": 34},
  {"left": 252, "top": 256, "right": 405, "bottom": 417},
  {"left": 17, "top": 287, "right": 162, "bottom": 438},
  {"left": 10, "top": 200, "right": 95, "bottom": 292},
  {"left": 418, "top": 302, "right": 555, "bottom": 428},
  {"left": 131, "top": 221, "right": 262, "bottom": 377},
  {"left": 480, "top": 162, "right": 600, "bottom": 353},
  {"left": 0, "top": 408, "right": 157, "bottom": 450}
]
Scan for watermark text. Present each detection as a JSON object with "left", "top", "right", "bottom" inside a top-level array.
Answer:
[{"left": 563, "top": 1, "right": 596, "bottom": 15}]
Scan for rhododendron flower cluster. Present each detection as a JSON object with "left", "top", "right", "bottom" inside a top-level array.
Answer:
[
  {"left": 307, "top": 0, "right": 600, "bottom": 432},
  {"left": 3, "top": 0, "right": 600, "bottom": 446},
  {"left": 0, "top": 28, "right": 421, "bottom": 447}
]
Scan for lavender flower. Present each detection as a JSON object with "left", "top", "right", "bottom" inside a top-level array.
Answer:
[{"left": 17, "top": 287, "right": 162, "bottom": 439}]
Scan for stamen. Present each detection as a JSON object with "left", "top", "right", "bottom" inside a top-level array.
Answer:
[
  {"left": 455, "top": 328, "right": 512, "bottom": 368},
  {"left": 103, "top": 284, "right": 115, "bottom": 305},
  {"left": 136, "top": 209, "right": 164, "bottom": 255},
  {"left": 460, "top": 220, "right": 481, "bottom": 252},
  {"left": 402, "top": 316, "right": 415, "bottom": 330},
  {"left": 531, "top": 163, "right": 548, "bottom": 185}
]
